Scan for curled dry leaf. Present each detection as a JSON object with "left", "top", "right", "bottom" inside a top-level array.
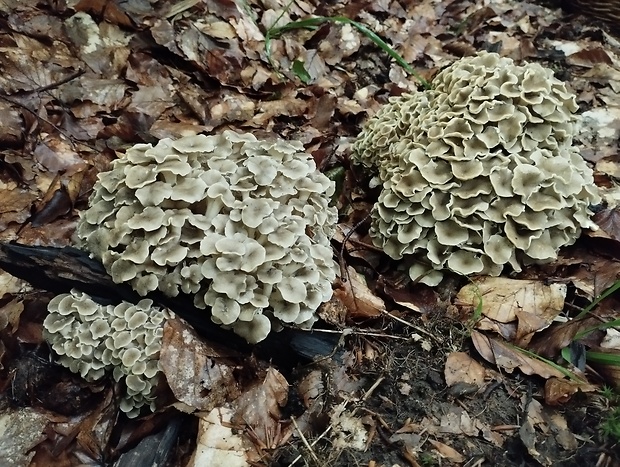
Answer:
[
  {"left": 456, "top": 277, "right": 566, "bottom": 346},
  {"left": 444, "top": 352, "right": 486, "bottom": 389},
  {"left": 231, "top": 367, "right": 289, "bottom": 451},
  {"left": 159, "top": 317, "right": 241, "bottom": 412},
  {"left": 544, "top": 377, "right": 597, "bottom": 406},
  {"left": 30, "top": 168, "right": 85, "bottom": 227},
  {"left": 333, "top": 266, "right": 385, "bottom": 319},
  {"left": 471, "top": 331, "right": 566, "bottom": 379},
  {"left": 528, "top": 317, "right": 600, "bottom": 359}
]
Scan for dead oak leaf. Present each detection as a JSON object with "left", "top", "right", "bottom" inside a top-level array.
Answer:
[
  {"left": 232, "top": 367, "right": 289, "bottom": 451},
  {"left": 159, "top": 317, "right": 242, "bottom": 412},
  {"left": 471, "top": 331, "right": 566, "bottom": 379},
  {"left": 456, "top": 277, "right": 566, "bottom": 346},
  {"left": 444, "top": 352, "right": 486, "bottom": 389},
  {"left": 333, "top": 266, "right": 385, "bottom": 319}
]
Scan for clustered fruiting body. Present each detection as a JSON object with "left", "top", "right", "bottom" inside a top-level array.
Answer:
[
  {"left": 76, "top": 131, "right": 338, "bottom": 343},
  {"left": 43, "top": 289, "right": 168, "bottom": 417},
  {"left": 353, "top": 52, "right": 600, "bottom": 285}
]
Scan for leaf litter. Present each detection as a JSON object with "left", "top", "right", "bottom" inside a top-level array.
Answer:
[{"left": 0, "top": 0, "right": 619, "bottom": 465}]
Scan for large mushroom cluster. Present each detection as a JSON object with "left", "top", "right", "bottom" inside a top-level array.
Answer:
[
  {"left": 353, "top": 52, "right": 600, "bottom": 285},
  {"left": 43, "top": 289, "right": 169, "bottom": 417},
  {"left": 75, "top": 130, "right": 338, "bottom": 343}
]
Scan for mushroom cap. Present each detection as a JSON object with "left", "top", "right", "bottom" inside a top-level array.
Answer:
[
  {"left": 353, "top": 51, "right": 600, "bottom": 282},
  {"left": 76, "top": 131, "right": 338, "bottom": 343},
  {"left": 43, "top": 289, "right": 170, "bottom": 418}
]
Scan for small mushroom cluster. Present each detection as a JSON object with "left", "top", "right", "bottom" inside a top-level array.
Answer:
[
  {"left": 353, "top": 52, "right": 600, "bottom": 284},
  {"left": 76, "top": 131, "right": 338, "bottom": 343},
  {"left": 43, "top": 289, "right": 169, "bottom": 417}
]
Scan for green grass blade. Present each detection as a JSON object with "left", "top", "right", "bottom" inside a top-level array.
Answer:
[
  {"left": 574, "top": 318, "right": 620, "bottom": 341},
  {"left": 264, "top": 15, "right": 431, "bottom": 89},
  {"left": 510, "top": 344, "right": 587, "bottom": 383},
  {"left": 576, "top": 279, "right": 620, "bottom": 319},
  {"left": 586, "top": 350, "right": 620, "bottom": 366}
]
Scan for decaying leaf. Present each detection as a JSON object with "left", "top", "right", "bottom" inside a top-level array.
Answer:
[
  {"left": 232, "top": 367, "right": 289, "bottom": 451},
  {"left": 519, "top": 398, "right": 578, "bottom": 466},
  {"left": 329, "top": 402, "right": 368, "bottom": 451},
  {"left": 189, "top": 407, "right": 250, "bottom": 467},
  {"left": 428, "top": 439, "right": 465, "bottom": 463},
  {"left": 444, "top": 351, "right": 486, "bottom": 389},
  {"left": 544, "top": 377, "right": 597, "bottom": 405},
  {"left": 333, "top": 266, "right": 385, "bottom": 319},
  {"left": 456, "top": 277, "right": 566, "bottom": 346},
  {"left": 159, "top": 317, "right": 242, "bottom": 412},
  {"left": 471, "top": 331, "right": 566, "bottom": 379}
]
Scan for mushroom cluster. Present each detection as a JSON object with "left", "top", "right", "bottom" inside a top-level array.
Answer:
[
  {"left": 43, "top": 289, "right": 169, "bottom": 417},
  {"left": 353, "top": 52, "right": 600, "bottom": 285},
  {"left": 76, "top": 131, "right": 338, "bottom": 343}
]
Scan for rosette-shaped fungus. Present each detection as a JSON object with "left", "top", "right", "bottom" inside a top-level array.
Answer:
[
  {"left": 43, "top": 289, "right": 168, "bottom": 417},
  {"left": 76, "top": 131, "right": 338, "bottom": 343},
  {"left": 353, "top": 52, "right": 600, "bottom": 285}
]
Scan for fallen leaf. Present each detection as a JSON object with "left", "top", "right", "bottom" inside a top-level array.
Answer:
[
  {"left": 232, "top": 367, "right": 289, "bottom": 450},
  {"left": 456, "top": 277, "right": 566, "bottom": 346},
  {"left": 444, "top": 352, "right": 486, "bottom": 388},
  {"left": 544, "top": 377, "right": 596, "bottom": 405},
  {"left": 471, "top": 331, "right": 566, "bottom": 379},
  {"left": 438, "top": 406, "right": 479, "bottom": 436},
  {"left": 189, "top": 407, "right": 250, "bottom": 467},
  {"left": 333, "top": 266, "right": 385, "bottom": 319},
  {"left": 159, "top": 317, "right": 242, "bottom": 412},
  {"left": 428, "top": 439, "right": 465, "bottom": 463}
]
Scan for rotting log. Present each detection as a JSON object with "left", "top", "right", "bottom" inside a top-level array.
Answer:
[{"left": 0, "top": 242, "right": 341, "bottom": 366}]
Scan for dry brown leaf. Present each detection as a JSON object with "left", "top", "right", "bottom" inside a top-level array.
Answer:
[
  {"left": 428, "top": 439, "right": 466, "bottom": 463},
  {"left": 438, "top": 406, "right": 479, "bottom": 436},
  {"left": 456, "top": 277, "right": 566, "bottom": 346},
  {"left": 544, "top": 377, "right": 597, "bottom": 405},
  {"left": 333, "top": 266, "right": 385, "bottom": 319},
  {"left": 232, "top": 367, "right": 289, "bottom": 451},
  {"left": 593, "top": 208, "right": 620, "bottom": 242},
  {"left": 519, "top": 399, "right": 578, "bottom": 465},
  {"left": 0, "top": 297, "right": 24, "bottom": 334},
  {"left": 588, "top": 346, "right": 620, "bottom": 388},
  {"left": 159, "top": 317, "right": 242, "bottom": 412},
  {"left": 471, "top": 331, "right": 566, "bottom": 379},
  {"left": 444, "top": 351, "right": 486, "bottom": 388},
  {"left": 528, "top": 317, "right": 600, "bottom": 359},
  {"left": 567, "top": 48, "right": 613, "bottom": 67}
]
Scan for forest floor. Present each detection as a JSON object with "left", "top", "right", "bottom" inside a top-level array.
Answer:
[{"left": 0, "top": 0, "right": 620, "bottom": 466}]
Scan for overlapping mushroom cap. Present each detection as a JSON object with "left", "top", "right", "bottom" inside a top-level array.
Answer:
[
  {"left": 43, "top": 289, "right": 168, "bottom": 417},
  {"left": 76, "top": 130, "right": 338, "bottom": 343},
  {"left": 353, "top": 52, "right": 600, "bottom": 285}
]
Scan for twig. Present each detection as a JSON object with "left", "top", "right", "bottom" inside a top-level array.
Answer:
[
  {"left": 296, "top": 327, "right": 410, "bottom": 340},
  {"left": 362, "top": 376, "right": 385, "bottom": 401},
  {"left": 0, "top": 69, "right": 85, "bottom": 97},
  {"left": 290, "top": 417, "right": 320, "bottom": 465},
  {"left": 288, "top": 424, "right": 333, "bottom": 466},
  {"left": 381, "top": 310, "right": 442, "bottom": 343},
  {"left": 0, "top": 69, "right": 96, "bottom": 152},
  {"left": 338, "top": 214, "right": 371, "bottom": 283}
]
